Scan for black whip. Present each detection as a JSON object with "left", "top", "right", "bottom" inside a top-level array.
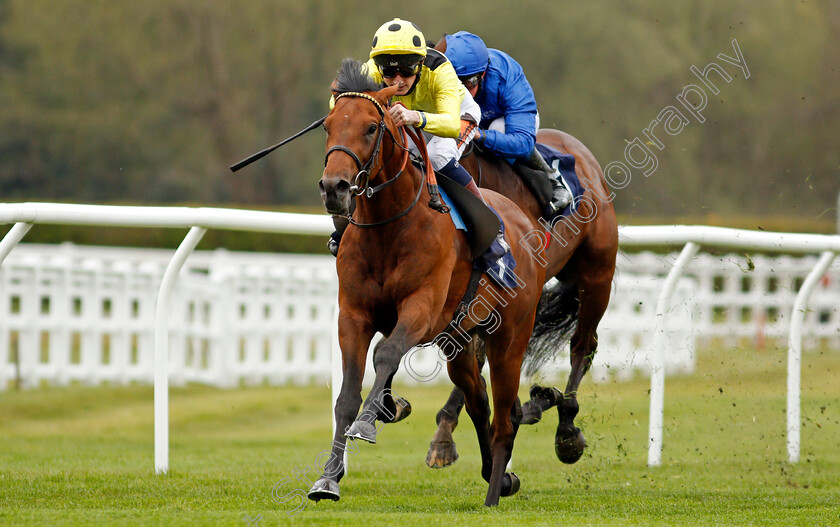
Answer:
[{"left": 229, "top": 115, "right": 327, "bottom": 172}]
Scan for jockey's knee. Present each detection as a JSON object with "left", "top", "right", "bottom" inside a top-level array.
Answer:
[
  {"left": 431, "top": 154, "right": 455, "bottom": 173},
  {"left": 428, "top": 140, "right": 459, "bottom": 172}
]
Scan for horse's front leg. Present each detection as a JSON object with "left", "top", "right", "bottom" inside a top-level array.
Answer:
[
  {"left": 368, "top": 338, "right": 413, "bottom": 426},
  {"left": 308, "top": 309, "right": 374, "bottom": 502},
  {"left": 345, "top": 295, "right": 433, "bottom": 444}
]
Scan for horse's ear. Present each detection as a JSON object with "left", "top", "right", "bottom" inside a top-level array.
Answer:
[
  {"left": 375, "top": 84, "right": 400, "bottom": 106},
  {"left": 329, "top": 79, "right": 340, "bottom": 96},
  {"left": 433, "top": 34, "right": 447, "bottom": 53}
]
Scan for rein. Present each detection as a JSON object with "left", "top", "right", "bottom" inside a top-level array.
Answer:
[
  {"left": 325, "top": 91, "right": 444, "bottom": 228},
  {"left": 325, "top": 92, "right": 397, "bottom": 199},
  {"left": 461, "top": 140, "right": 483, "bottom": 186}
]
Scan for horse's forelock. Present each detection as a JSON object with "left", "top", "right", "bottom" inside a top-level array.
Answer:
[{"left": 333, "top": 58, "right": 381, "bottom": 95}]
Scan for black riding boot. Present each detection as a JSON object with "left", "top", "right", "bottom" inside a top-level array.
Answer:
[
  {"left": 513, "top": 147, "right": 573, "bottom": 218},
  {"left": 327, "top": 215, "right": 349, "bottom": 257}
]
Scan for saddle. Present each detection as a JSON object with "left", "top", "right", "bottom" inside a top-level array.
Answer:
[
  {"left": 405, "top": 126, "right": 499, "bottom": 260},
  {"left": 407, "top": 127, "right": 519, "bottom": 291}
]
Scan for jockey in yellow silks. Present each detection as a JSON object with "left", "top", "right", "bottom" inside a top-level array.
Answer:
[{"left": 327, "top": 18, "right": 482, "bottom": 256}]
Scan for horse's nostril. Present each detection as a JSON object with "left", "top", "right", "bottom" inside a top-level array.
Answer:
[
  {"left": 320, "top": 178, "right": 350, "bottom": 196},
  {"left": 336, "top": 180, "right": 351, "bottom": 194}
]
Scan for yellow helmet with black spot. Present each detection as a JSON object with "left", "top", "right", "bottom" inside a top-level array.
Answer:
[{"left": 370, "top": 18, "right": 426, "bottom": 59}]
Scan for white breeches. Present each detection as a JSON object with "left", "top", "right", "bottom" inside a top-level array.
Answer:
[{"left": 410, "top": 90, "right": 481, "bottom": 171}]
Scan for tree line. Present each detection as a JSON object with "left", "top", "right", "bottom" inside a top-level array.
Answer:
[{"left": 1, "top": 0, "right": 837, "bottom": 223}]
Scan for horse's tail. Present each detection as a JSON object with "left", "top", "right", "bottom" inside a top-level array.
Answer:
[{"left": 522, "top": 279, "right": 579, "bottom": 376}]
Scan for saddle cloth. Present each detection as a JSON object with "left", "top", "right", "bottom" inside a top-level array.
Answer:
[{"left": 535, "top": 143, "right": 585, "bottom": 218}]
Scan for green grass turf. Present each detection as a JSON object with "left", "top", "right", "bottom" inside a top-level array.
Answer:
[{"left": 1, "top": 344, "right": 839, "bottom": 526}]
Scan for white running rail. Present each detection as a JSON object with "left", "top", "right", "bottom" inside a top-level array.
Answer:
[
  {"left": 617, "top": 226, "right": 839, "bottom": 466},
  {"left": 2, "top": 203, "right": 838, "bottom": 472},
  {"left": 1, "top": 203, "right": 332, "bottom": 475}
]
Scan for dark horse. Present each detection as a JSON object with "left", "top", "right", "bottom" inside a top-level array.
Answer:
[
  {"left": 309, "top": 59, "right": 551, "bottom": 506},
  {"left": 423, "top": 36, "right": 619, "bottom": 470}
]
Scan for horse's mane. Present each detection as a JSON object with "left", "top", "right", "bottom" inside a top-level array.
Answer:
[{"left": 333, "top": 58, "right": 380, "bottom": 95}]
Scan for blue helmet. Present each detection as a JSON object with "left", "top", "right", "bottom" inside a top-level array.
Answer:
[{"left": 444, "top": 31, "right": 489, "bottom": 77}]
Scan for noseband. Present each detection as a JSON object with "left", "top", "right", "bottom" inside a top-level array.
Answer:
[{"left": 324, "top": 91, "right": 423, "bottom": 228}]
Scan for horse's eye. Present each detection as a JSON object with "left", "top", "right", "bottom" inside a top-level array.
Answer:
[{"left": 366, "top": 123, "right": 377, "bottom": 136}]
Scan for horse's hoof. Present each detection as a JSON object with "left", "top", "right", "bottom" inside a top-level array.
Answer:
[
  {"left": 391, "top": 397, "right": 412, "bottom": 423},
  {"left": 425, "top": 440, "right": 458, "bottom": 468},
  {"left": 521, "top": 385, "right": 545, "bottom": 424},
  {"left": 521, "top": 385, "right": 562, "bottom": 425},
  {"left": 500, "top": 472, "right": 521, "bottom": 497},
  {"left": 307, "top": 477, "right": 340, "bottom": 502},
  {"left": 520, "top": 401, "right": 543, "bottom": 424},
  {"left": 344, "top": 420, "right": 377, "bottom": 443},
  {"left": 555, "top": 425, "right": 587, "bottom": 464}
]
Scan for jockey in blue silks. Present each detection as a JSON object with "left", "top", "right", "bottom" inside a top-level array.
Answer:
[{"left": 444, "top": 31, "right": 572, "bottom": 218}]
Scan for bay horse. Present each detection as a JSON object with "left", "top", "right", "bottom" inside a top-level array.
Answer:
[
  {"left": 309, "top": 58, "right": 549, "bottom": 507},
  {"left": 423, "top": 36, "right": 618, "bottom": 469},
  {"left": 425, "top": 132, "right": 619, "bottom": 468}
]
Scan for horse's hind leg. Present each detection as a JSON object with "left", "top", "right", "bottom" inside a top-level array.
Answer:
[
  {"left": 426, "top": 338, "right": 485, "bottom": 468},
  {"left": 444, "top": 336, "right": 494, "bottom": 487},
  {"left": 426, "top": 387, "right": 464, "bottom": 468},
  {"left": 555, "top": 273, "right": 612, "bottom": 464},
  {"left": 482, "top": 328, "right": 530, "bottom": 507}
]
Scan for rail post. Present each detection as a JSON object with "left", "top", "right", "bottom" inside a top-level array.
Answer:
[
  {"left": 648, "top": 242, "right": 699, "bottom": 467},
  {"left": 786, "top": 250, "right": 836, "bottom": 463},
  {"left": 155, "top": 226, "right": 207, "bottom": 475}
]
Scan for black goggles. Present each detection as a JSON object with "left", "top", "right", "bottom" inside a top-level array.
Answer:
[
  {"left": 378, "top": 62, "right": 422, "bottom": 79},
  {"left": 458, "top": 73, "right": 482, "bottom": 89}
]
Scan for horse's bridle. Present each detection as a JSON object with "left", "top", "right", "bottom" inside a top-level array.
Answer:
[{"left": 324, "top": 91, "right": 423, "bottom": 228}]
